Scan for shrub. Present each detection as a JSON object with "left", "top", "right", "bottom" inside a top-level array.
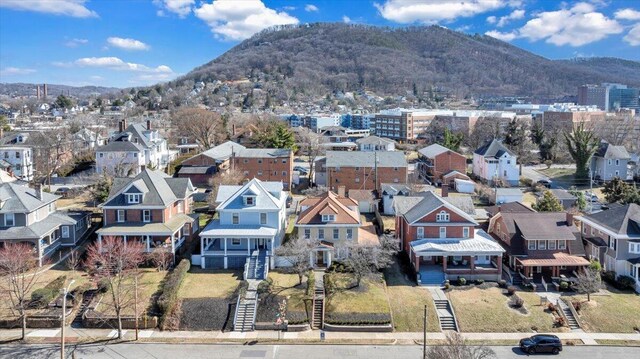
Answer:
[
  {"left": 97, "top": 278, "right": 109, "bottom": 293},
  {"left": 498, "top": 279, "right": 507, "bottom": 288},
  {"left": 158, "top": 259, "right": 190, "bottom": 329},
  {"left": 554, "top": 316, "right": 566, "bottom": 327},
  {"left": 305, "top": 270, "right": 315, "bottom": 297},
  {"left": 507, "top": 286, "right": 517, "bottom": 296},
  {"left": 547, "top": 302, "right": 556, "bottom": 312},
  {"left": 589, "top": 260, "right": 602, "bottom": 272},
  {"left": 475, "top": 279, "right": 484, "bottom": 285},
  {"left": 324, "top": 312, "right": 392, "bottom": 326},
  {"left": 324, "top": 273, "right": 336, "bottom": 295},
  {"left": 616, "top": 275, "right": 636, "bottom": 290},
  {"left": 572, "top": 301, "right": 582, "bottom": 312},
  {"left": 31, "top": 275, "right": 67, "bottom": 308},
  {"left": 458, "top": 277, "right": 466, "bottom": 286},
  {"left": 510, "top": 295, "right": 524, "bottom": 308},
  {"left": 520, "top": 177, "right": 533, "bottom": 187},
  {"left": 559, "top": 281, "right": 569, "bottom": 291},
  {"left": 444, "top": 282, "right": 450, "bottom": 290},
  {"left": 257, "top": 277, "right": 273, "bottom": 294},
  {"left": 602, "top": 270, "right": 616, "bottom": 285}
]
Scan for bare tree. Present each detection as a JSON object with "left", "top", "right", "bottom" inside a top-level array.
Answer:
[
  {"left": 30, "top": 128, "right": 72, "bottom": 188},
  {"left": 574, "top": 267, "right": 602, "bottom": 302},
  {"left": 339, "top": 234, "right": 398, "bottom": 287},
  {"left": 148, "top": 248, "right": 173, "bottom": 272},
  {"left": 84, "top": 236, "right": 145, "bottom": 339},
  {"left": 66, "top": 250, "right": 80, "bottom": 274},
  {"left": 207, "top": 168, "right": 246, "bottom": 207},
  {"left": 0, "top": 243, "right": 47, "bottom": 340},
  {"left": 274, "top": 237, "right": 317, "bottom": 284},
  {"left": 427, "top": 332, "right": 496, "bottom": 359},
  {"left": 296, "top": 128, "right": 327, "bottom": 182},
  {"left": 172, "top": 108, "right": 226, "bottom": 151}
]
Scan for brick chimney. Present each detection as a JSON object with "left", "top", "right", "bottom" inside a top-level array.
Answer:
[
  {"left": 36, "top": 185, "right": 43, "bottom": 201},
  {"left": 122, "top": 119, "right": 127, "bottom": 131},
  {"left": 118, "top": 120, "right": 124, "bottom": 133},
  {"left": 147, "top": 119, "right": 151, "bottom": 130},
  {"left": 566, "top": 212, "right": 574, "bottom": 226},
  {"left": 338, "top": 185, "right": 346, "bottom": 197},
  {"left": 441, "top": 184, "right": 449, "bottom": 197}
]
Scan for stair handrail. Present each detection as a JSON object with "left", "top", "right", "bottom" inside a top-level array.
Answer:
[
  {"left": 445, "top": 293, "right": 461, "bottom": 332},
  {"left": 541, "top": 276, "right": 548, "bottom": 292},
  {"left": 320, "top": 288, "right": 325, "bottom": 330},
  {"left": 556, "top": 299, "right": 570, "bottom": 328},
  {"left": 243, "top": 258, "right": 250, "bottom": 281},
  {"left": 251, "top": 292, "right": 258, "bottom": 331},
  {"left": 233, "top": 294, "right": 242, "bottom": 330},
  {"left": 560, "top": 297, "right": 582, "bottom": 329}
]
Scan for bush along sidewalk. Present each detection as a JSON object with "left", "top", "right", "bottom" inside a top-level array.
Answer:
[{"left": 157, "top": 259, "right": 190, "bottom": 330}]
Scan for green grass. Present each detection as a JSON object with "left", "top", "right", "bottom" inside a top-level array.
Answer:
[
  {"left": 538, "top": 167, "right": 576, "bottom": 178},
  {"left": 178, "top": 268, "right": 241, "bottom": 299},
  {"left": 268, "top": 272, "right": 308, "bottom": 312},
  {"left": 384, "top": 260, "right": 440, "bottom": 332},
  {"left": 574, "top": 288, "right": 640, "bottom": 333},
  {"left": 97, "top": 268, "right": 167, "bottom": 316},
  {"left": 199, "top": 213, "right": 213, "bottom": 228},
  {"left": 325, "top": 273, "right": 391, "bottom": 315},
  {"left": 448, "top": 287, "right": 565, "bottom": 333}
]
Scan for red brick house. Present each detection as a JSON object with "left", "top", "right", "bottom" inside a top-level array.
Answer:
[
  {"left": 417, "top": 144, "right": 468, "bottom": 186},
  {"left": 394, "top": 191, "right": 504, "bottom": 285},
  {"left": 325, "top": 151, "right": 408, "bottom": 192},
  {"left": 97, "top": 169, "right": 199, "bottom": 256}
]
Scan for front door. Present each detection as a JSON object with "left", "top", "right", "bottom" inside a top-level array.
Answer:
[
  {"left": 317, "top": 251, "right": 324, "bottom": 266},
  {"left": 257, "top": 238, "right": 266, "bottom": 250}
]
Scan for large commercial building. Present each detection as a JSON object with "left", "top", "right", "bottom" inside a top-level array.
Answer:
[{"left": 578, "top": 83, "right": 640, "bottom": 111}]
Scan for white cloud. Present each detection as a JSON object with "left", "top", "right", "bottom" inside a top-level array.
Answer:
[
  {"left": 485, "top": 30, "right": 517, "bottom": 41},
  {"left": 194, "top": 0, "right": 299, "bottom": 41},
  {"left": 0, "top": 67, "right": 37, "bottom": 76},
  {"left": 624, "top": 23, "right": 640, "bottom": 46},
  {"left": 153, "top": 0, "right": 194, "bottom": 18},
  {"left": 374, "top": 0, "right": 506, "bottom": 23},
  {"left": 89, "top": 75, "right": 104, "bottom": 81},
  {"left": 305, "top": 4, "right": 318, "bottom": 12},
  {"left": 71, "top": 57, "right": 173, "bottom": 74},
  {"left": 64, "top": 38, "right": 88, "bottom": 48},
  {"left": 615, "top": 8, "right": 640, "bottom": 21},
  {"left": 0, "top": 0, "right": 97, "bottom": 18},
  {"left": 342, "top": 15, "right": 352, "bottom": 24},
  {"left": 107, "top": 37, "right": 150, "bottom": 51},
  {"left": 283, "top": 6, "right": 296, "bottom": 11},
  {"left": 486, "top": 15, "right": 497, "bottom": 24},
  {"left": 517, "top": 3, "right": 623, "bottom": 46},
  {"left": 496, "top": 9, "right": 525, "bottom": 27}
]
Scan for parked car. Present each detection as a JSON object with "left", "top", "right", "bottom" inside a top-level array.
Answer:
[
  {"left": 294, "top": 166, "right": 308, "bottom": 175},
  {"left": 54, "top": 187, "right": 71, "bottom": 196},
  {"left": 584, "top": 191, "right": 599, "bottom": 203},
  {"left": 537, "top": 179, "right": 552, "bottom": 188},
  {"left": 519, "top": 334, "right": 562, "bottom": 355}
]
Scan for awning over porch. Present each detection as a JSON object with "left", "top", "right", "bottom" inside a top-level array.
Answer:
[
  {"left": 627, "top": 257, "right": 640, "bottom": 265},
  {"left": 97, "top": 213, "right": 194, "bottom": 236},
  {"left": 200, "top": 219, "right": 277, "bottom": 238},
  {"left": 410, "top": 229, "right": 505, "bottom": 256},
  {"left": 516, "top": 252, "right": 590, "bottom": 267}
]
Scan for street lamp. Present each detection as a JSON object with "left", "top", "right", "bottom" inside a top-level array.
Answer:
[{"left": 60, "top": 279, "right": 75, "bottom": 359}]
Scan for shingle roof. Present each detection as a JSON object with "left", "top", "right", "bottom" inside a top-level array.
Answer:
[
  {"left": 297, "top": 191, "right": 360, "bottom": 225},
  {"left": 348, "top": 189, "right": 375, "bottom": 202},
  {"left": 217, "top": 178, "right": 285, "bottom": 211},
  {"left": 177, "top": 166, "right": 216, "bottom": 175},
  {"left": 418, "top": 144, "right": 453, "bottom": 158},
  {"left": 594, "top": 141, "right": 630, "bottom": 159},
  {"left": 0, "top": 183, "right": 59, "bottom": 213},
  {"left": 500, "top": 212, "right": 579, "bottom": 241},
  {"left": 356, "top": 135, "right": 395, "bottom": 146},
  {"left": 96, "top": 140, "right": 144, "bottom": 153},
  {"left": 236, "top": 148, "right": 292, "bottom": 158},
  {"left": 443, "top": 195, "right": 475, "bottom": 216},
  {"left": 485, "top": 202, "right": 534, "bottom": 218},
  {"left": 197, "top": 141, "right": 246, "bottom": 161},
  {"left": 326, "top": 151, "right": 407, "bottom": 168},
  {"left": 402, "top": 191, "right": 477, "bottom": 225},
  {"left": 0, "top": 211, "right": 76, "bottom": 240},
  {"left": 102, "top": 169, "right": 194, "bottom": 207},
  {"left": 474, "top": 139, "right": 515, "bottom": 158},
  {"left": 580, "top": 203, "right": 640, "bottom": 236}
]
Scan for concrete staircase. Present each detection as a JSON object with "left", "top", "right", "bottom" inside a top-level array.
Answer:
[
  {"left": 234, "top": 288, "right": 257, "bottom": 332},
  {"left": 558, "top": 300, "right": 580, "bottom": 330},
  {"left": 312, "top": 271, "right": 325, "bottom": 329},
  {"left": 72, "top": 289, "right": 96, "bottom": 327},
  {"left": 434, "top": 299, "right": 458, "bottom": 331},
  {"left": 245, "top": 251, "right": 268, "bottom": 281}
]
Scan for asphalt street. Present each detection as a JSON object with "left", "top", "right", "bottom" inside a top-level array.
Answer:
[{"left": 1, "top": 343, "right": 639, "bottom": 359}]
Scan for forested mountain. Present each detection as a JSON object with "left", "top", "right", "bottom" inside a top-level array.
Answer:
[
  {"left": 0, "top": 83, "right": 118, "bottom": 98},
  {"left": 181, "top": 23, "right": 640, "bottom": 99}
]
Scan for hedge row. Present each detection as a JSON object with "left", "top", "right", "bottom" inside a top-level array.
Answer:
[
  {"left": 31, "top": 275, "right": 67, "bottom": 309},
  {"left": 324, "top": 312, "right": 392, "bottom": 326},
  {"left": 158, "top": 259, "right": 190, "bottom": 329}
]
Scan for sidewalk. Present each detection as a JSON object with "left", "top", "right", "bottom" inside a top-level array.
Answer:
[{"left": 3, "top": 327, "right": 639, "bottom": 344}]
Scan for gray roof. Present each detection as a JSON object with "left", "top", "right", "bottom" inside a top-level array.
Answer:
[
  {"left": 418, "top": 144, "right": 453, "bottom": 158},
  {"left": 443, "top": 195, "right": 476, "bottom": 216},
  {"left": 382, "top": 183, "right": 411, "bottom": 196},
  {"left": 500, "top": 212, "right": 579, "bottom": 241},
  {"left": 236, "top": 148, "right": 292, "bottom": 158},
  {"left": 103, "top": 169, "right": 194, "bottom": 207},
  {"left": 580, "top": 203, "right": 640, "bottom": 236},
  {"left": 393, "top": 196, "right": 425, "bottom": 216},
  {"left": 401, "top": 191, "right": 477, "bottom": 225},
  {"left": 177, "top": 166, "right": 216, "bottom": 175},
  {"left": 411, "top": 229, "right": 505, "bottom": 255},
  {"left": 0, "top": 183, "right": 59, "bottom": 213},
  {"left": 494, "top": 188, "right": 524, "bottom": 196},
  {"left": 217, "top": 178, "right": 285, "bottom": 211},
  {"left": 474, "top": 139, "right": 515, "bottom": 158},
  {"left": 198, "top": 141, "right": 246, "bottom": 161},
  {"left": 326, "top": 151, "right": 407, "bottom": 168},
  {"left": 126, "top": 123, "right": 153, "bottom": 149},
  {"left": 549, "top": 189, "right": 577, "bottom": 201},
  {"left": 96, "top": 139, "right": 144, "bottom": 153},
  {"left": 0, "top": 211, "right": 76, "bottom": 240},
  {"left": 356, "top": 135, "right": 395, "bottom": 146},
  {"left": 594, "top": 141, "right": 630, "bottom": 159}
]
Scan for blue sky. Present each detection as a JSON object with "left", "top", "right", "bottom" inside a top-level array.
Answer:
[{"left": 1, "top": 0, "right": 639, "bottom": 88}]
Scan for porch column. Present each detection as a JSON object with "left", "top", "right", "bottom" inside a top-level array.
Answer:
[
  {"left": 36, "top": 239, "right": 42, "bottom": 267},
  {"left": 171, "top": 231, "right": 176, "bottom": 254},
  {"left": 270, "top": 238, "right": 275, "bottom": 268},
  {"left": 146, "top": 235, "right": 150, "bottom": 251},
  {"left": 310, "top": 252, "right": 314, "bottom": 268},
  {"left": 327, "top": 251, "right": 332, "bottom": 267},
  {"left": 415, "top": 254, "right": 420, "bottom": 272},
  {"left": 123, "top": 235, "right": 127, "bottom": 247},
  {"left": 247, "top": 239, "right": 251, "bottom": 256},
  {"left": 270, "top": 237, "right": 274, "bottom": 254},
  {"left": 97, "top": 234, "right": 102, "bottom": 251},
  {"left": 442, "top": 256, "right": 448, "bottom": 271},
  {"left": 200, "top": 237, "right": 205, "bottom": 255},
  {"left": 224, "top": 238, "right": 228, "bottom": 256},
  {"left": 497, "top": 255, "right": 503, "bottom": 275},
  {"left": 470, "top": 255, "right": 475, "bottom": 274}
]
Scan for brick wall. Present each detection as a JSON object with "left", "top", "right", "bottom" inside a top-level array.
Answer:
[
  {"left": 327, "top": 166, "right": 407, "bottom": 192},
  {"left": 233, "top": 154, "right": 293, "bottom": 190}
]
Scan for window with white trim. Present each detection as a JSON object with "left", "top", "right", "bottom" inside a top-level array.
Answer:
[
  {"left": 558, "top": 240, "right": 566, "bottom": 250},
  {"left": 232, "top": 238, "right": 241, "bottom": 245},
  {"left": 528, "top": 240, "right": 536, "bottom": 250},
  {"left": 436, "top": 210, "right": 450, "bottom": 222},
  {"left": 630, "top": 242, "right": 640, "bottom": 254},
  {"left": 417, "top": 227, "right": 424, "bottom": 239},
  {"left": 127, "top": 194, "right": 142, "bottom": 204},
  {"left": 4, "top": 213, "right": 15, "bottom": 226},
  {"left": 439, "top": 227, "right": 446, "bottom": 238},
  {"left": 260, "top": 213, "right": 267, "bottom": 225},
  {"left": 333, "top": 228, "right": 339, "bottom": 239},
  {"left": 548, "top": 240, "right": 557, "bottom": 250},
  {"left": 538, "top": 240, "right": 547, "bottom": 250},
  {"left": 117, "top": 210, "right": 125, "bottom": 223},
  {"left": 322, "top": 214, "right": 335, "bottom": 222},
  {"left": 232, "top": 213, "right": 239, "bottom": 224},
  {"left": 304, "top": 229, "right": 310, "bottom": 239},
  {"left": 143, "top": 210, "right": 151, "bottom": 223},
  {"left": 346, "top": 228, "right": 353, "bottom": 239},
  {"left": 61, "top": 226, "right": 70, "bottom": 238},
  {"left": 177, "top": 201, "right": 184, "bottom": 213},
  {"left": 318, "top": 229, "right": 324, "bottom": 239},
  {"left": 463, "top": 227, "right": 470, "bottom": 238}
]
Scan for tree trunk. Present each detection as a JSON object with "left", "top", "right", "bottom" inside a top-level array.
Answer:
[
  {"left": 298, "top": 272, "right": 303, "bottom": 285},
  {"left": 116, "top": 309, "right": 123, "bottom": 339},
  {"left": 21, "top": 312, "right": 26, "bottom": 340}
]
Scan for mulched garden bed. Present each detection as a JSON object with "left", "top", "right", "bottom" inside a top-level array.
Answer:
[{"left": 178, "top": 298, "right": 234, "bottom": 331}]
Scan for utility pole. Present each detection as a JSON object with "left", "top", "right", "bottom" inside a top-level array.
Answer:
[
  {"left": 589, "top": 170, "right": 593, "bottom": 213},
  {"left": 60, "top": 280, "right": 75, "bottom": 359},
  {"left": 134, "top": 271, "right": 139, "bottom": 341},
  {"left": 423, "top": 304, "right": 427, "bottom": 359}
]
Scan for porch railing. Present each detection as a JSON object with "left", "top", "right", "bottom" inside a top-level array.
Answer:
[
  {"left": 233, "top": 294, "right": 241, "bottom": 330},
  {"left": 243, "top": 258, "right": 250, "bottom": 281},
  {"left": 541, "top": 276, "right": 548, "bottom": 292}
]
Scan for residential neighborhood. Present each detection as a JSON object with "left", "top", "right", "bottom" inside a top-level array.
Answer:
[{"left": 2, "top": 2, "right": 640, "bottom": 357}]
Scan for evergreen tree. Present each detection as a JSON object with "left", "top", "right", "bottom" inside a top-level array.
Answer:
[
  {"left": 439, "top": 128, "right": 464, "bottom": 152},
  {"left": 533, "top": 191, "right": 563, "bottom": 212},
  {"left": 602, "top": 177, "right": 640, "bottom": 204},
  {"left": 564, "top": 123, "right": 599, "bottom": 179},
  {"left": 54, "top": 94, "right": 73, "bottom": 109}
]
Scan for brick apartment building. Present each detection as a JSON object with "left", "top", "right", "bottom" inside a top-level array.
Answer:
[
  {"left": 536, "top": 110, "right": 606, "bottom": 132},
  {"left": 325, "top": 151, "right": 408, "bottom": 192},
  {"left": 417, "top": 144, "right": 468, "bottom": 186}
]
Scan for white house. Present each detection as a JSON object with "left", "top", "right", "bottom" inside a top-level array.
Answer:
[
  {"left": 492, "top": 188, "right": 524, "bottom": 205},
  {"left": 0, "top": 146, "right": 33, "bottom": 181},
  {"left": 454, "top": 178, "right": 475, "bottom": 194},
  {"left": 472, "top": 139, "right": 518, "bottom": 186},
  {"left": 198, "top": 179, "right": 287, "bottom": 275},
  {"left": 356, "top": 136, "right": 396, "bottom": 152}
]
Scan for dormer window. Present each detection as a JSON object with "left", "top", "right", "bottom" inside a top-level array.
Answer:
[
  {"left": 127, "top": 194, "right": 142, "bottom": 204},
  {"left": 322, "top": 214, "right": 335, "bottom": 222},
  {"left": 244, "top": 196, "right": 256, "bottom": 206},
  {"left": 436, "top": 210, "right": 450, "bottom": 222}
]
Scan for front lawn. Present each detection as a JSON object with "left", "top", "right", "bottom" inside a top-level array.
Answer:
[
  {"left": 538, "top": 167, "right": 575, "bottom": 179},
  {"left": 574, "top": 288, "right": 640, "bottom": 333},
  {"left": 324, "top": 272, "right": 392, "bottom": 325},
  {"left": 95, "top": 268, "right": 167, "bottom": 316},
  {"left": 384, "top": 259, "right": 440, "bottom": 332},
  {"left": 448, "top": 287, "right": 565, "bottom": 333},
  {"left": 177, "top": 268, "right": 242, "bottom": 331},
  {"left": 256, "top": 271, "right": 308, "bottom": 324}
]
